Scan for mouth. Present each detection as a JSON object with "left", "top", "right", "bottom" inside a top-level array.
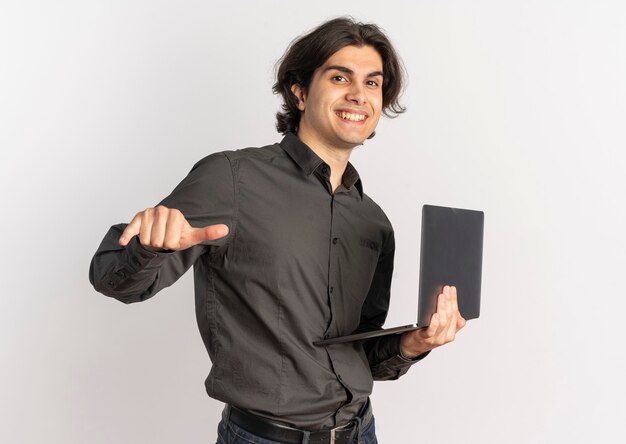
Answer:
[{"left": 335, "top": 110, "right": 367, "bottom": 123}]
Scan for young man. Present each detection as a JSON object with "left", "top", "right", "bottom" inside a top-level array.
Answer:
[{"left": 90, "top": 17, "right": 465, "bottom": 444}]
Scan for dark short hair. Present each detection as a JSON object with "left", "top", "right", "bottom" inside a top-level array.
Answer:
[{"left": 273, "top": 17, "right": 407, "bottom": 137}]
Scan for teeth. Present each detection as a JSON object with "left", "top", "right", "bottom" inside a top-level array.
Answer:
[{"left": 337, "top": 112, "right": 366, "bottom": 122}]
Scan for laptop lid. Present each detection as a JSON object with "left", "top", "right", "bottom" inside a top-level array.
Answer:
[{"left": 417, "top": 204, "right": 484, "bottom": 326}]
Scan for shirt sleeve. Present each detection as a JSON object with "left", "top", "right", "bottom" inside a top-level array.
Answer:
[
  {"left": 357, "top": 230, "right": 430, "bottom": 381},
  {"left": 89, "top": 152, "right": 236, "bottom": 304}
]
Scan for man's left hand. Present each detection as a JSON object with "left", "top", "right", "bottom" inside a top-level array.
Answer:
[{"left": 399, "top": 285, "right": 466, "bottom": 359}]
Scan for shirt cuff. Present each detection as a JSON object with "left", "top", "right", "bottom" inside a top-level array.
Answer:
[
  {"left": 126, "top": 236, "right": 175, "bottom": 269},
  {"left": 369, "top": 336, "right": 431, "bottom": 380},
  {"left": 399, "top": 347, "right": 431, "bottom": 362}
]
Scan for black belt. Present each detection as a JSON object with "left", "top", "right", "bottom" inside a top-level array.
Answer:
[{"left": 223, "top": 401, "right": 373, "bottom": 444}]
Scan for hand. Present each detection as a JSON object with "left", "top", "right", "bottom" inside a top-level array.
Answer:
[
  {"left": 400, "top": 285, "right": 466, "bottom": 359},
  {"left": 118, "top": 205, "right": 229, "bottom": 251}
]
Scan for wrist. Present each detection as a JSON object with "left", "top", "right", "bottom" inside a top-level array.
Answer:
[{"left": 399, "top": 332, "right": 429, "bottom": 359}]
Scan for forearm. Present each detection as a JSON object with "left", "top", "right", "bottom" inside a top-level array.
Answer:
[
  {"left": 90, "top": 152, "right": 235, "bottom": 304},
  {"left": 89, "top": 224, "right": 193, "bottom": 303},
  {"left": 363, "top": 334, "right": 430, "bottom": 380}
]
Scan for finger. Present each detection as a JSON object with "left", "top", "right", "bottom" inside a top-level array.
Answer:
[
  {"left": 449, "top": 286, "right": 465, "bottom": 336},
  {"left": 183, "top": 224, "right": 229, "bottom": 248},
  {"left": 445, "top": 308, "right": 459, "bottom": 342},
  {"left": 444, "top": 286, "right": 459, "bottom": 340},
  {"left": 448, "top": 286, "right": 467, "bottom": 333},
  {"left": 138, "top": 208, "right": 154, "bottom": 247},
  {"left": 162, "top": 209, "right": 184, "bottom": 250},
  {"left": 119, "top": 213, "right": 143, "bottom": 246},
  {"left": 449, "top": 285, "right": 460, "bottom": 315},
  {"left": 434, "top": 291, "right": 449, "bottom": 337},
  {"left": 422, "top": 313, "right": 440, "bottom": 338},
  {"left": 149, "top": 206, "right": 170, "bottom": 249}
]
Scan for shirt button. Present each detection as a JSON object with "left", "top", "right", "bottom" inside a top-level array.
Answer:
[
  {"left": 329, "top": 286, "right": 334, "bottom": 294},
  {"left": 332, "top": 237, "right": 338, "bottom": 245},
  {"left": 321, "top": 165, "right": 329, "bottom": 175}
]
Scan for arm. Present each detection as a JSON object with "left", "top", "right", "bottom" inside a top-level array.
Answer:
[
  {"left": 357, "top": 230, "right": 426, "bottom": 380},
  {"left": 358, "top": 232, "right": 466, "bottom": 380},
  {"left": 89, "top": 152, "right": 235, "bottom": 303}
]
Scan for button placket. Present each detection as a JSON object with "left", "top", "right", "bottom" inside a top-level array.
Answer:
[
  {"left": 329, "top": 232, "right": 338, "bottom": 297},
  {"left": 326, "top": 194, "right": 338, "bottom": 337}
]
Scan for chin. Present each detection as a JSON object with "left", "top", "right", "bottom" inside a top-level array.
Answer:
[{"left": 340, "top": 131, "right": 372, "bottom": 147}]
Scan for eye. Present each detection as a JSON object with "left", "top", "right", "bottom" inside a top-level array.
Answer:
[
  {"left": 332, "top": 75, "right": 348, "bottom": 83},
  {"left": 367, "top": 79, "right": 381, "bottom": 87}
]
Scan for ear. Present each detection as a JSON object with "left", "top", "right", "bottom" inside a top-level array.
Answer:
[{"left": 290, "top": 83, "right": 307, "bottom": 111}]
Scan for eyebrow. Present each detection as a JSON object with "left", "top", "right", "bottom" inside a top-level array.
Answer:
[{"left": 324, "top": 65, "right": 384, "bottom": 78}]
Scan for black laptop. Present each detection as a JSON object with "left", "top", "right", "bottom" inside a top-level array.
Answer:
[{"left": 314, "top": 204, "right": 484, "bottom": 346}]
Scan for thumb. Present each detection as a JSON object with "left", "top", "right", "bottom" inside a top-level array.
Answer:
[{"left": 186, "top": 223, "right": 229, "bottom": 246}]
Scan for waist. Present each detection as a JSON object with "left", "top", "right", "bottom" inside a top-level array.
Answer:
[{"left": 222, "top": 400, "right": 373, "bottom": 444}]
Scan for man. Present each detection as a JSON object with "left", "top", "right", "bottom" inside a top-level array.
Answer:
[{"left": 90, "top": 17, "right": 465, "bottom": 444}]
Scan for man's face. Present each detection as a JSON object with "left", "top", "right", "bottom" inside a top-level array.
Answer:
[{"left": 292, "top": 45, "right": 384, "bottom": 151}]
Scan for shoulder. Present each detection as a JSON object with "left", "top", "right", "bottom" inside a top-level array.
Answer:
[
  {"left": 189, "top": 142, "right": 284, "bottom": 174},
  {"left": 222, "top": 142, "right": 284, "bottom": 165}
]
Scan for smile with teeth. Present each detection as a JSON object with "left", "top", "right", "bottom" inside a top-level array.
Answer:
[{"left": 336, "top": 111, "right": 367, "bottom": 122}]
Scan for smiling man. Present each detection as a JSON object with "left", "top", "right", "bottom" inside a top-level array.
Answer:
[{"left": 90, "top": 17, "right": 465, "bottom": 444}]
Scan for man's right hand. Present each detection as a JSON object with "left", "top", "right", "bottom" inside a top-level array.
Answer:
[{"left": 118, "top": 205, "right": 229, "bottom": 251}]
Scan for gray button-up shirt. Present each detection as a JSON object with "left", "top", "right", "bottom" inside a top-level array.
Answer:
[{"left": 89, "top": 133, "right": 425, "bottom": 430}]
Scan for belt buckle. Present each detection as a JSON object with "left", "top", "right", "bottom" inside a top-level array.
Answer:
[{"left": 329, "top": 421, "right": 351, "bottom": 444}]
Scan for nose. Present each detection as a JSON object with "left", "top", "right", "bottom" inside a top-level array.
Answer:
[{"left": 345, "top": 82, "right": 365, "bottom": 105}]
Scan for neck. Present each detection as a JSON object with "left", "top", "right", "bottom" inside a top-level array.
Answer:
[{"left": 296, "top": 133, "right": 353, "bottom": 193}]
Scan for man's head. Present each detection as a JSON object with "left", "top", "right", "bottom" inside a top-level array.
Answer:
[{"left": 273, "top": 17, "right": 406, "bottom": 145}]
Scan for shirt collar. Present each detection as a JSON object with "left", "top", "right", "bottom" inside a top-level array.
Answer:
[{"left": 279, "top": 132, "right": 364, "bottom": 198}]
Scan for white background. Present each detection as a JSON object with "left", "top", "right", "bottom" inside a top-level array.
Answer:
[{"left": 2, "top": 1, "right": 625, "bottom": 443}]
